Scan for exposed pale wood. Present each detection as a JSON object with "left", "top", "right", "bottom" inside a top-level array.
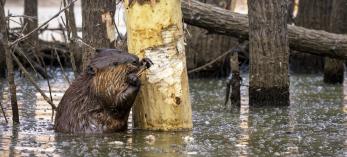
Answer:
[
  {"left": 81, "top": 0, "right": 117, "bottom": 71},
  {"left": 125, "top": 0, "right": 193, "bottom": 131}
]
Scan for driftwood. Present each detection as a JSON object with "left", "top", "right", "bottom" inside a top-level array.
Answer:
[{"left": 182, "top": 0, "right": 347, "bottom": 60}]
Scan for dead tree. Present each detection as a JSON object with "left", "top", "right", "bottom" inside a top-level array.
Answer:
[
  {"left": 291, "top": 0, "right": 332, "bottom": 73},
  {"left": 24, "top": 0, "right": 39, "bottom": 55},
  {"left": 324, "top": 0, "right": 347, "bottom": 84},
  {"left": 1, "top": 0, "right": 19, "bottom": 123},
  {"left": 181, "top": 0, "right": 347, "bottom": 60},
  {"left": 248, "top": 0, "right": 290, "bottom": 106},
  {"left": 64, "top": 0, "right": 81, "bottom": 76},
  {"left": 81, "top": 0, "right": 117, "bottom": 70}
]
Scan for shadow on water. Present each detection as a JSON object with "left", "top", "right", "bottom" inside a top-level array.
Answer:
[{"left": 0, "top": 69, "right": 346, "bottom": 156}]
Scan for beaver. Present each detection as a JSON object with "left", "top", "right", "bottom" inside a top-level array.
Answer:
[{"left": 54, "top": 48, "right": 152, "bottom": 133}]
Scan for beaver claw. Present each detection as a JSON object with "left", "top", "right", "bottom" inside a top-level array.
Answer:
[
  {"left": 127, "top": 73, "right": 140, "bottom": 86},
  {"left": 140, "top": 58, "right": 153, "bottom": 69}
]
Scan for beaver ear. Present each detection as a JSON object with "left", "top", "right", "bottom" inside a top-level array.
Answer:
[{"left": 87, "top": 65, "right": 96, "bottom": 76}]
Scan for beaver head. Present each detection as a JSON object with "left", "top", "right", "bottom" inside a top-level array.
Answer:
[
  {"left": 54, "top": 48, "right": 152, "bottom": 133},
  {"left": 87, "top": 48, "right": 142, "bottom": 108}
]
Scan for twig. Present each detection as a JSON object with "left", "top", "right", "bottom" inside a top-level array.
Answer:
[
  {"left": 13, "top": 46, "right": 40, "bottom": 76},
  {"left": 39, "top": 54, "right": 55, "bottom": 121},
  {"left": 62, "top": 0, "right": 79, "bottom": 77},
  {"left": 7, "top": 14, "right": 38, "bottom": 20},
  {"left": 75, "top": 37, "right": 95, "bottom": 50},
  {"left": 188, "top": 48, "right": 235, "bottom": 74},
  {"left": 4, "top": 12, "right": 19, "bottom": 124},
  {"left": 0, "top": 98, "right": 8, "bottom": 123},
  {"left": 11, "top": 51, "right": 57, "bottom": 110},
  {"left": 54, "top": 49, "right": 71, "bottom": 84},
  {"left": 9, "top": 0, "right": 78, "bottom": 47}
]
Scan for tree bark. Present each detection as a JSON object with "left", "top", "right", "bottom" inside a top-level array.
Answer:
[
  {"left": 248, "top": 0, "right": 289, "bottom": 106},
  {"left": 287, "top": 0, "right": 294, "bottom": 24},
  {"left": 186, "top": 0, "right": 238, "bottom": 77},
  {"left": 24, "top": 0, "right": 39, "bottom": 55},
  {"left": 324, "top": 0, "right": 347, "bottom": 84},
  {"left": 181, "top": 0, "right": 347, "bottom": 60},
  {"left": 81, "top": 0, "right": 117, "bottom": 71},
  {"left": 291, "top": 0, "right": 332, "bottom": 73},
  {"left": 1, "top": 0, "right": 19, "bottom": 123},
  {"left": 125, "top": 0, "right": 193, "bottom": 131},
  {"left": 64, "top": 0, "right": 81, "bottom": 76}
]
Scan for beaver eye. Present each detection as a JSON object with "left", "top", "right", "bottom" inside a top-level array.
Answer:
[
  {"left": 113, "top": 62, "right": 118, "bottom": 66},
  {"left": 132, "top": 60, "right": 138, "bottom": 65}
]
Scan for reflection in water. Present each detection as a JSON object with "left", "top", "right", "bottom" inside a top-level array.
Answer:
[
  {"left": 0, "top": 70, "right": 346, "bottom": 156},
  {"left": 236, "top": 98, "right": 249, "bottom": 156}
]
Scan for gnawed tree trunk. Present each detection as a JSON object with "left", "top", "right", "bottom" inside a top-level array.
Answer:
[
  {"left": 81, "top": 0, "right": 117, "bottom": 70},
  {"left": 324, "top": 0, "right": 347, "bottom": 84},
  {"left": 291, "top": 0, "right": 332, "bottom": 73},
  {"left": 24, "top": 0, "right": 39, "bottom": 55},
  {"left": 125, "top": 0, "right": 193, "bottom": 130},
  {"left": 181, "top": 0, "right": 347, "bottom": 60},
  {"left": 248, "top": 0, "right": 289, "bottom": 106},
  {"left": 1, "top": 0, "right": 19, "bottom": 123}
]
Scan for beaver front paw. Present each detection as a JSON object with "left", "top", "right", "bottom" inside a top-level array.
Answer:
[
  {"left": 140, "top": 58, "right": 153, "bottom": 69},
  {"left": 127, "top": 73, "right": 140, "bottom": 86}
]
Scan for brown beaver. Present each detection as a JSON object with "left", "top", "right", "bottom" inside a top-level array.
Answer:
[{"left": 54, "top": 48, "right": 152, "bottom": 133}]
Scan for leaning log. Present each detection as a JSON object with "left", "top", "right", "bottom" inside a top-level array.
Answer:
[{"left": 182, "top": 0, "right": 347, "bottom": 60}]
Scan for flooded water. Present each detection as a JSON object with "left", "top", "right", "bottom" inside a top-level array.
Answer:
[{"left": 0, "top": 69, "right": 346, "bottom": 156}]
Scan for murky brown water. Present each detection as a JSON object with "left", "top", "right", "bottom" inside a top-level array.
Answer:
[{"left": 0, "top": 69, "right": 346, "bottom": 156}]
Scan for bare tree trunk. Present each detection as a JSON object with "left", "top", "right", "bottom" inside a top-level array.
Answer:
[
  {"left": 248, "top": 0, "right": 289, "bottom": 106},
  {"left": 64, "top": 0, "right": 81, "bottom": 76},
  {"left": 1, "top": 0, "right": 19, "bottom": 123},
  {"left": 181, "top": 0, "right": 347, "bottom": 60},
  {"left": 125, "top": 0, "right": 193, "bottom": 131},
  {"left": 291, "top": 0, "right": 332, "bottom": 73},
  {"left": 81, "top": 0, "right": 117, "bottom": 71},
  {"left": 324, "top": 0, "right": 347, "bottom": 84},
  {"left": 24, "top": 0, "right": 39, "bottom": 55}
]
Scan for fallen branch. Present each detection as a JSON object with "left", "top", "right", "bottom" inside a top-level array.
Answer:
[
  {"left": 0, "top": 99, "right": 8, "bottom": 123},
  {"left": 188, "top": 47, "right": 236, "bottom": 74},
  {"left": 182, "top": 0, "right": 347, "bottom": 60}
]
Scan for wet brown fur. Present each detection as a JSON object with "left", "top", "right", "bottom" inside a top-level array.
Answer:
[{"left": 54, "top": 49, "right": 147, "bottom": 133}]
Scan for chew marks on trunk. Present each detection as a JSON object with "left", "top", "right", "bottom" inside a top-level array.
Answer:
[
  {"left": 125, "top": 0, "right": 193, "bottom": 131},
  {"left": 248, "top": 0, "right": 290, "bottom": 106},
  {"left": 81, "top": 0, "right": 117, "bottom": 71}
]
